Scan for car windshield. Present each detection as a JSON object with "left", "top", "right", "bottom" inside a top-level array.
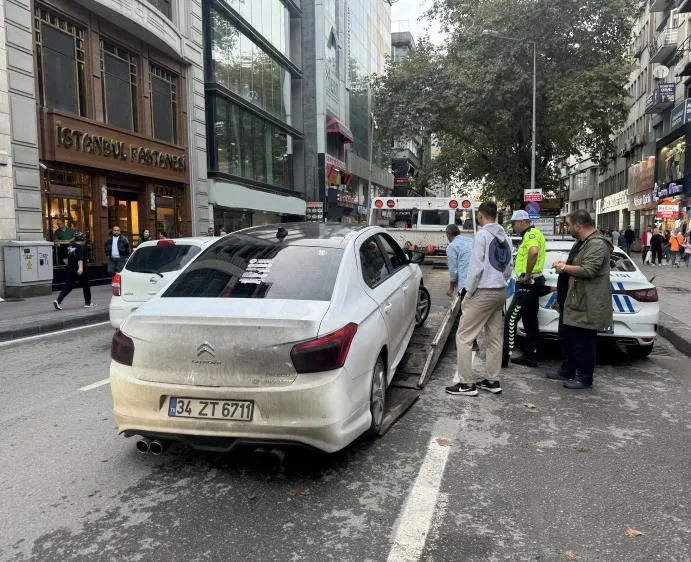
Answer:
[
  {"left": 545, "top": 247, "right": 637, "bottom": 273},
  {"left": 125, "top": 245, "right": 201, "bottom": 274},
  {"left": 163, "top": 237, "right": 344, "bottom": 301}
]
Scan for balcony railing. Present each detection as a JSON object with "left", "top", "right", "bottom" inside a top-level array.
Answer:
[
  {"left": 674, "top": 37, "right": 691, "bottom": 76},
  {"left": 650, "top": 25, "right": 679, "bottom": 63}
]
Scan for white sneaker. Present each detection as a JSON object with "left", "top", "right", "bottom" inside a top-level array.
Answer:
[
  {"left": 53, "top": 300, "right": 62, "bottom": 311},
  {"left": 84, "top": 303, "right": 98, "bottom": 308}
]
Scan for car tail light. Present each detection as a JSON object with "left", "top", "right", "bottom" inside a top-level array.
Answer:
[
  {"left": 157, "top": 239, "right": 175, "bottom": 246},
  {"left": 112, "top": 330, "right": 135, "bottom": 366},
  {"left": 112, "top": 273, "right": 121, "bottom": 296},
  {"left": 621, "top": 288, "right": 658, "bottom": 303},
  {"left": 290, "top": 323, "right": 358, "bottom": 374}
]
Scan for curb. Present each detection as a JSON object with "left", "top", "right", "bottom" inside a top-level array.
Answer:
[
  {"left": 0, "top": 311, "right": 110, "bottom": 343},
  {"left": 658, "top": 312, "right": 691, "bottom": 358}
]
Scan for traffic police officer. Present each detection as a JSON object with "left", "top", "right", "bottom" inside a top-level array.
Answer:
[{"left": 503, "top": 210, "right": 546, "bottom": 368}]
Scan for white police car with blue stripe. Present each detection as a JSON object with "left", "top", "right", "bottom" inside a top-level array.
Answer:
[{"left": 506, "top": 240, "right": 659, "bottom": 359}]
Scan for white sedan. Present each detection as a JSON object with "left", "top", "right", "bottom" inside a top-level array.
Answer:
[
  {"left": 506, "top": 240, "right": 659, "bottom": 359},
  {"left": 110, "top": 223, "right": 428, "bottom": 454}
]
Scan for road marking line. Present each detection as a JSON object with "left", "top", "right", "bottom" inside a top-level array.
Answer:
[
  {"left": 0, "top": 321, "right": 110, "bottom": 346},
  {"left": 387, "top": 425, "right": 457, "bottom": 561},
  {"left": 78, "top": 378, "right": 110, "bottom": 392}
]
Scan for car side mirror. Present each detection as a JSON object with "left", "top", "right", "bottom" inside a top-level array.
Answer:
[{"left": 409, "top": 251, "right": 425, "bottom": 264}]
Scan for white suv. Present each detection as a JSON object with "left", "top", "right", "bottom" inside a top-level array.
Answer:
[{"left": 109, "top": 237, "right": 218, "bottom": 329}]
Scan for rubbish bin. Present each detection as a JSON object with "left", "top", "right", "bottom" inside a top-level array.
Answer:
[{"left": 3, "top": 240, "right": 54, "bottom": 298}]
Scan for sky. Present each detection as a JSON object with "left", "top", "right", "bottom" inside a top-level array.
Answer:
[{"left": 390, "top": 0, "right": 447, "bottom": 45}]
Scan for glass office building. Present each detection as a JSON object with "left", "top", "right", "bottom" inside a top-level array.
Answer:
[{"left": 203, "top": 0, "right": 306, "bottom": 232}]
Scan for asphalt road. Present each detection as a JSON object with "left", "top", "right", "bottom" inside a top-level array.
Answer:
[{"left": 1, "top": 324, "right": 689, "bottom": 561}]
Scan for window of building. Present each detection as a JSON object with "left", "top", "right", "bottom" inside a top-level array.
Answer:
[
  {"left": 101, "top": 41, "right": 138, "bottom": 131},
  {"left": 212, "top": 96, "right": 291, "bottom": 189},
  {"left": 223, "top": 0, "right": 290, "bottom": 58},
  {"left": 150, "top": 65, "right": 178, "bottom": 143},
  {"left": 34, "top": 7, "right": 88, "bottom": 116},
  {"left": 146, "top": 0, "right": 172, "bottom": 19}
]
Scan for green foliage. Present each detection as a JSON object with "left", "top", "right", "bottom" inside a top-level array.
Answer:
[{"left": 373, "top": 0, "right": 636, "bottom": 207}]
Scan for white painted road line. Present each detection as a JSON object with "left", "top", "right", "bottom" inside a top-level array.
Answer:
[
  {"left": 0, "top": 321, "right": 110, "bottom": 347},
  {"left": 387, "top": 420, "right": 459, "bottom": 562},
  {"left": 78, "top": 378, "right": 111, "bottom": 392}
]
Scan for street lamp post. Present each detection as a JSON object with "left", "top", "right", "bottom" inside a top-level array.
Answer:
[{"left": 482, "top": 30, "right": 537, "bottom": 191}]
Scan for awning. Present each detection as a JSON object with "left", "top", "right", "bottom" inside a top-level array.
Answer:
[
  {"left": 209, "top": 179, "right": 307, "bottom": 216},
  {"left": 326, "top": 116, "right": 354, "bottom": 143}
]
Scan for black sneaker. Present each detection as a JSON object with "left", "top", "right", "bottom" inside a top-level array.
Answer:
[
  {"left": 546, "top": 371, "right": 572, "bottom": 381},
  {"left": 477, "top": 379, "right": 502, "bottom": 394},
  {"left": 511, "top": 355, "right": 538, "bottom": 368},
  {"left": 445, "top": 383, "right": 478, "bottom": 396},
  {"left": 563, "top": 379, "right": 592, "bottom": 390}
]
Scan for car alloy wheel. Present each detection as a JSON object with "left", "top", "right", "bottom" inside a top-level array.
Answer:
[
  {"left": 366, "top": 356, "right": 386, "bottom": 437},
  {"left": 415, "top": 285, "right": 431, "bottom": 328}
]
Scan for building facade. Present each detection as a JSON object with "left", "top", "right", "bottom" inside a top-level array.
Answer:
[
  {"left": 0, "top": 0, "right": 209, "bottom": 296},
  {"left": 302, "top": 0, "right": 393, "bottom": 224},
  {"left": 202, "top": 0, "right": 307, "bottom": 233}
]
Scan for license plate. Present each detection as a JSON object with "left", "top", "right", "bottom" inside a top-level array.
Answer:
[
  {"left": 168, "top": 397, "right": 254, "bottom": 421},
  {"left": 598, "top": 325, "right": 614, "bottom": 334}
]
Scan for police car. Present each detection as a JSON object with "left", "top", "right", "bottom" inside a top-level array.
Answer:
[{"left": 506, "top": 239, "right": 659, "bottom": 359}]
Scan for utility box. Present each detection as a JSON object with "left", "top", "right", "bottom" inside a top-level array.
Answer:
[{"left": 3, "top": 241, "right": 54, "bottom": 298}]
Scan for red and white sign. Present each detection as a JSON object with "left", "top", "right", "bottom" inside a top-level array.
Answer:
[
  {"left": 657, "top": 198, "right": 679, "bottom": 219},
  {"left": 523, "top": 189, "right": 544, "bottom": 202},
  {"left": 371, "top": 197, "right": 476, "bottom": 211}
]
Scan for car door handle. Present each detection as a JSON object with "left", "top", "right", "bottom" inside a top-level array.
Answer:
[
  {"left": 402, "top": 284, "right": 409, "bottom": 293},
  {"left": 384, "top": 303, "right": 393, "bottom": 314}
]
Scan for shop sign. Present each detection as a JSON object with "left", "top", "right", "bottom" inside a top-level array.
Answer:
[
  {"left": 653, "top": 182, "right": 683, "bottom": 202},
  {"left": 670, "top": 98, "right": 691, "bottom": 131},
  {"left": 598, "top": 190, "right": 629, "bottom": 214},
  {"left": 337, "top": 193, "right": 355, "bottom": 208},
  {"left": 325, "top": 153, "right": 346, "bottom": 171},
  {"left": 657, "top": 198, "right": 680, "bottom": 219},
  {"left": 532, "top": 217, "right": 555, "bottom": 235},
  {"left": 56, "top": 125, "right": 185, "bottom": 172},
  {"left": 630, "top": 189, "right": 654, "bottom": 211}
]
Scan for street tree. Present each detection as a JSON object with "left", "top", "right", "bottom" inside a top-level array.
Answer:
[{"left": 373, "top": 0, "right": 637, "bottom": 208}]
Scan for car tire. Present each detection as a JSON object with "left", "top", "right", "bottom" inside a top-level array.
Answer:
[
  {"left": 415, "top": 285, "right": 431, "bottom": 328},
  {"left": 365, "top": 355, "right": 387, "bottom": 437},
  {"left": 627, "top": 345, "right": 654, "bottom": 360}
]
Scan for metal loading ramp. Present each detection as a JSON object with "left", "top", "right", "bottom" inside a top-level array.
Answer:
[{"left": 379, "top": 266, "right": 461, "bottom": 436}]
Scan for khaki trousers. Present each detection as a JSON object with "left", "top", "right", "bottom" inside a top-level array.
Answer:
[{"left": 455, "top": 288, "right": 506, "bottom": 384}]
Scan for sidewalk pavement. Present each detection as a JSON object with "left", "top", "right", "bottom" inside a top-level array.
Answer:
[
  {"left": 0, "top": 284, "right": 111, "bottom": 342},
  {"left": 636, "top": 260, "right": 691, "bottom": 357}
]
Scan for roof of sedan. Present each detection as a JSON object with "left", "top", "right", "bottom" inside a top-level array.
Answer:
[{"left": 229, "top": 222, "right": 368, "bottom": 248}]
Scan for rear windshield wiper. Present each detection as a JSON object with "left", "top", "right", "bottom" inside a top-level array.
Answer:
[{"left": 137, "top": 269, "right": 164, "bottom": 278}]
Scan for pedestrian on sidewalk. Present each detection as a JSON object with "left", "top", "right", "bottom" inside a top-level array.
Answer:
[
  {"left": 503, "top": 210, "right": 546, "bottom": 368},
  {"left": 663, "top": 229, "right": 672, "bottom": 264},
  {"left": 669, "top": 230, "right": 684, "bottom": 267},
  {"left": 445, "top": 223, "right": 478, "bottom": 353},
  {"left": 446, "top": 202, "right": 512, "bottom": 397},
  {"left": 549, "top": 210, "right": 613, "bottom": 390},
  {"left": 53, "top": 232, "right": 95, "bottom": 310},
  {"left": 641, "top": 225, "right": 652, "bottom": 264},
  {"left": 685, "top": 230, "right": 691, "bottom": 267},
  {"left": 624, "top": 226, "right": 635, "bottom": 254},
  {"left": 611, "top": 228, "right": 620, "bottom": 249},
  {"left": 105, "top": 225, "right": 131, "bottom": 275},
  {"left": 650, "top": 229, "right": 664, "bottom": 266},
  {"left": 137, "top": 228, "right": 152, "bottom": 247}
]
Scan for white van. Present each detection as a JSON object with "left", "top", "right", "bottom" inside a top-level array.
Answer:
[{"left": 109, "top": 237, "right": 218, "bottom": 328}]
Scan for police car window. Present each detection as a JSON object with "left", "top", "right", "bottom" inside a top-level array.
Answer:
[
  {"left": 377, "top": 233, "right": 407, "bottom": 271},
  {"left": 610, "top": 252, "right": 636, "bottom": 272},
  {"left": 360, "top": 237, "right": 390, "bottom": 288}
]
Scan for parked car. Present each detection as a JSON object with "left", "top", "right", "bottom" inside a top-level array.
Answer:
[
  {"left": 506, "top": 240, "right": 659, "bottom": 359},
  {"left": 110, "top": 223, "right": 429, "bottom": 454},
  {"left": 109, "top": 237, "right": 218, "bottom": 329}
]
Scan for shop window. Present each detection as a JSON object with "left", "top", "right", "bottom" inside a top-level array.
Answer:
[
  {"left": 150, "top": 65, "right": 178, "bottom": 143},
  {"left": 34, "top": 7, "right": 87, "bottom": 116},
  {"left": 101, "top": 42, "right": 138, "bottom": 131},
  {"left": 146, "top": 0, "right": 171, "bottom": 19}
]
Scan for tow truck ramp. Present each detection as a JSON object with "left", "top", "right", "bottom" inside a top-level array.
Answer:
[{"left": 379, "top": 268, "right": 461, "bottom": 435}]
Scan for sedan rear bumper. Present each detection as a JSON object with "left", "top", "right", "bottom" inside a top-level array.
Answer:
[
  {"left": 108, "top": 300, "right": 139, "bottom": 329},
  {"left": 110, "top": 363, "right": 371, "bottom": 453}
]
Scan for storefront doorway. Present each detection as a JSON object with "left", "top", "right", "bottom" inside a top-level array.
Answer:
[{"left": 108, "top": 189, "right": 140, "bottom": 246}]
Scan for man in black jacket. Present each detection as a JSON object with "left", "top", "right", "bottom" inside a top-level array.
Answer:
[
  {"left": 53, "top": 232, "right": 95, "bottom": 310},
  {"left": 105, "top": 225, "right": 131, "bottom": 274},
  {"left": 623, "top": 227, "right": 635, "bottom": 254}
]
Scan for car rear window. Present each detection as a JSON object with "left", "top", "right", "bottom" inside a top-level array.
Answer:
[
  {"left": 545, "top": 249, "right": 637, "bottom": 273},
  {"left": 125, "top": 244, "right": 201, "bottom": 274},
  {"left": 163, "top": 237, "right": 344, "bottom": 301}
]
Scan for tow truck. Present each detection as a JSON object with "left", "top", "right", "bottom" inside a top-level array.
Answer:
[{"left": 368, "top": 196, "right": 478, "bottom": 264}]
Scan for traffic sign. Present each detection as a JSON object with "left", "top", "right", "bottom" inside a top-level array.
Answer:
[
  {"left": 524, "top": 189, "right": 543, "bottom": 202},
  {"left": 525, "top": 201, "right": 540, "bottom": 216}
]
